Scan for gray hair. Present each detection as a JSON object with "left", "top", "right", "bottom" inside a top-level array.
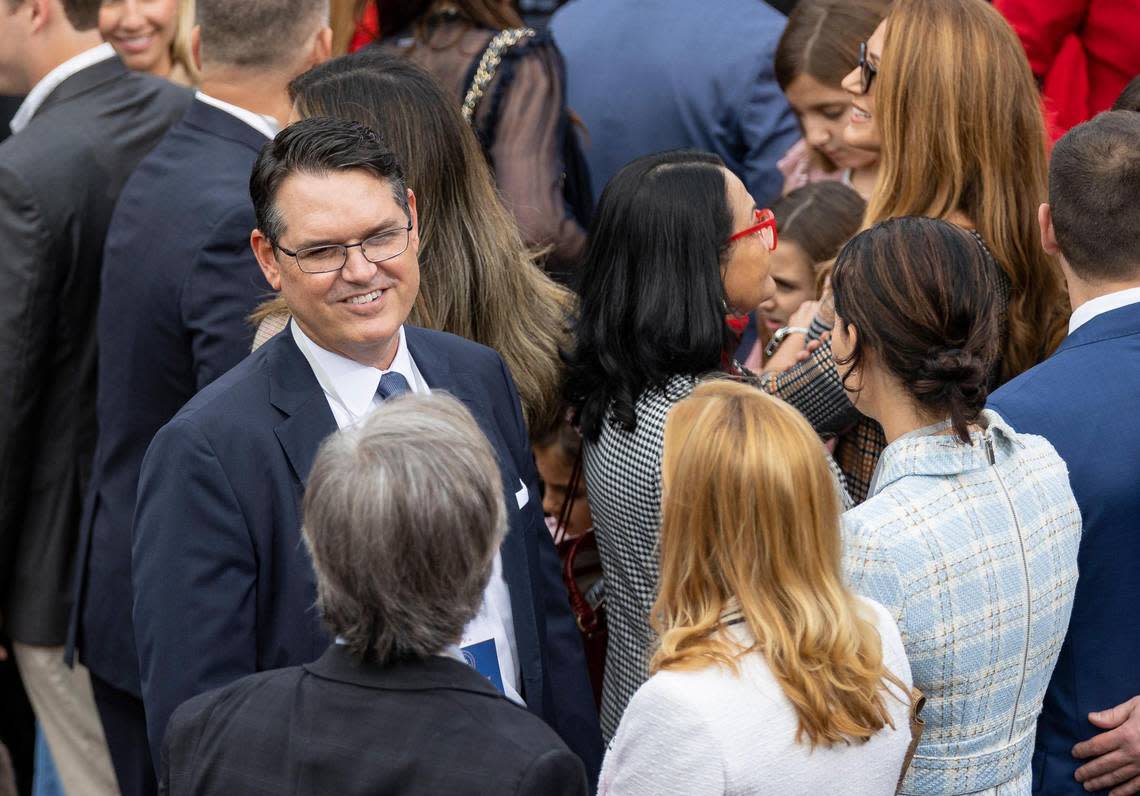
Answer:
[
  {"left": 197, "top": 0, "right": 328, "bottom": 70},
  {"left": 301, "top": 393, "right": 506, "bottom": 663}
]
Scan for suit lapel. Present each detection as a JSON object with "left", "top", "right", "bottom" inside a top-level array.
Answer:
[
  {"left": 181, "top": 98, "right": 271, "bottom": 155},
  {"left": 404, "top": 327, "right": 542, "bottom": 701},
  {"left": 267, "top": 331, "right": 338, "bottom": 487}
]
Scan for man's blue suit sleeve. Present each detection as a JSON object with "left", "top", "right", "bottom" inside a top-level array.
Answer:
[
  {"left": 182, "top": 204, "right": 268, "bottom": 391},
  {"left": 495, "top": 356, "right": 603, "bottom": 784},
  {"left": 132, "top": 416, "right": 258, "bottom": 768},
  {"left": 740, "top": 45, "right": 800, "bottom": 206}
]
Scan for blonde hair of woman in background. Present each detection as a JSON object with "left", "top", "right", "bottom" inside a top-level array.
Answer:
[
  {"left": 600, "top": 379, "right": 912, "bottom": 794},
  {"left": 99, "top": 0, "right": 200, "bottom": 85},
  {"left": 253, "top": 50, "right": 571, "bottom": 439},
  {"left": 857, "top": 0, "right": 1068, "bottom": 380}
]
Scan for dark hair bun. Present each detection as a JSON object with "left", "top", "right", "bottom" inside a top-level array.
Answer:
[{"left": 911, "top": 347, "right": 988, "bottom": 409}]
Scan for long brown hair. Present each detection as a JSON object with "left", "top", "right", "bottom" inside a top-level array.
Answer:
[
  {"left": 261, "top": 50, "right": 570, "bottom": 438},
  {"left": 775, "top": 0, "right": 891, "bottom": 91},
  {"left": 654, "top": 380, "right": 906, "bottom": 747},
  {"left": 866, "top": 0, "right": 1067, "bottom": 380}
]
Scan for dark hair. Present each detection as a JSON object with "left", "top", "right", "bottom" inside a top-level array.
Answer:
[
  {"left": 774, "top": 0, "right": 890, "bottom": 91},
  {"left": 832, "top": 217, "right": 1001, "bottom": 443},
  {"left": 250, "top": 117, "right": 409, "bottom": 245},
  {"left": 197, "top": 0, "right": 327, "bottom": 69},
  {"left": 770, "top": 182, "right": 865, "bottom": 264},
  {"left": 1112, "top": 74, "right": 1140, "bottom": 112},
  {"left": 60, "top": 0, "right": 100, "bottom": 30},
  {"left": 371, "top": 0, "right": 523, "bottom": 43},
  {"left": 1049, "top": 111, "right": 1140, "bottom": 282},
  {"left": 564, "top": 150, "right": 733, "bottom": 441}
]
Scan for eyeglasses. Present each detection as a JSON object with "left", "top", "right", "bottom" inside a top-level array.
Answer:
[
  {"left": 728, "top": 208, "right": 778, "bottom": 251},
  {"left": 858, "top": 41, "right": 878, "bottom": 95},
  {"left": 275, "top": 221, "right": 413, "bottom": 274}
]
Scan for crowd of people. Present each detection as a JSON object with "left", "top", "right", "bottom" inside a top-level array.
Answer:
[{"left": 0, "top": 0, "right": 1137, "bottom": 795}]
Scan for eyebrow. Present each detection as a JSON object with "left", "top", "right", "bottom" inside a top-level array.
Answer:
[{"left": 292, "top": 218, "right": 406, "bottom": 251}]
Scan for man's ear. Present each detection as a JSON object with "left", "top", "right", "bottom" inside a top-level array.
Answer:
[
  {"left": 251, "top": 229, "right": 283, "bottom": 291},
  {"left": 191, "top": 25, "right": 202, "bottom": 72},
  {"left": 310, "top": 25, "right": 333, "bottom": 67},
  {"left": 1038, "top": 203, "right": 1062, "bottom": 256},
  {"left": 406, "top": 188, "right": 419, "bottom": 255},
  {"left": 28, "top": 0, "right": 51, "bottom": 33}
]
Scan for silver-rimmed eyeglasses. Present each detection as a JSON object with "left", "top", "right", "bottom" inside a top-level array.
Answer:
[{"left": 275, "top": 220, "right": 413, "bottom": 274}]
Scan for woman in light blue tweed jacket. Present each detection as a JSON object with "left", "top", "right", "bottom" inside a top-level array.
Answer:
[{"left": 830, "top": 217, "right": 1082, "bottom": 794}]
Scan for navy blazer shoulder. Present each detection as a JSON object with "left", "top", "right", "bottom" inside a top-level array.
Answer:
[
  {"left": 68, "top": 98, "right": 271, "bottom": 694},
  {"left": 988, "top": 302, "right": 1140, "bottom": 795},
  {"left": 161, "top": 645, "right": 588, "bottom": 796},
  {"left": 132, "top": 326, "right": 601, "bottom": 781}
]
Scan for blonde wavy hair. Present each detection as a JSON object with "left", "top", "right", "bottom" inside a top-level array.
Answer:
[
  {"left": 654, "top": 380, "right": 905, "bottom": 747},
  {"left": 170, "top": 0, "right": 200, "bottom": 85},
  {"left": 865, "top": 0, "right": 1067, "bottom": 380}
]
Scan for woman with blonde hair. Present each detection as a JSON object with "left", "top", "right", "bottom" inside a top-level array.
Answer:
[
  {"left": 99, "top": 0, "right": 199, "bottom": 85},
  {"left": 761, "top": 0, "right": 1067, "bottom": 501},
  {"left": 600, "top": 380, "right": 912, "bottom": 795},
  {"left": 253, "top": 49, "right": 569, "bottom": 438}
]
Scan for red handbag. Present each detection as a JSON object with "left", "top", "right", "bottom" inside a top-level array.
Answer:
[{"left": 552, "top": 449, "right": 607, "bottom": 707}]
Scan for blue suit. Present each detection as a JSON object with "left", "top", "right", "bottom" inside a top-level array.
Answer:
[
  {"left": 131, "top": 326, "right": 603, "bottom": 778},
  {"left": 988, "top": 302, "right": 1140, "bottom": 795},
  {"left": 549, "top": 0, "right": 798, "bottom": 206}
]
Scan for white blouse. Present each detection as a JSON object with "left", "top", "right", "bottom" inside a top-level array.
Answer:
[{"left": 599, "top": 597, "right": 913, "bottom": 795}]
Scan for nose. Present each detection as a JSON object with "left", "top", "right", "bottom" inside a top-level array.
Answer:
[
  {"left": 339, "top": 244, "right": 379, "bottom": 283},
  {"left": 803, "top": 117, "right": 830, "bottom": 148},
  {"left": 120, "top": 0, "right": 145, "bottom": 27},
  {"left": 542, "top": 489, "right": 559, "bottom": 518},
  {"left": 758, "top": 292, "right": 776, "bottom": 312},
  {"left": 841, "top": 65, "right": 862, "bottom": 98}
]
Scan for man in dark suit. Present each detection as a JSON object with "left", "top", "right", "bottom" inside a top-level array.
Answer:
[
  {"left": 987, "top": 111, "right": 1140, "bottom": 796},
  {"left": 161, "top": 392, "right": 588, "bottom": 795},
  {"left": 64, "top": 2, "right": 330, "bottom": 793},
  {"left": 0, "top": 0, "right": 188, "bottom": 792},
  {"left": 132, "top": 118, "right": 603, "bottom": 780}
]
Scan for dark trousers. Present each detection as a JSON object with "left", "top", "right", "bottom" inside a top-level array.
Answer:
[{"left": 90, "top": 674, "right": 156, "bottom": 796}]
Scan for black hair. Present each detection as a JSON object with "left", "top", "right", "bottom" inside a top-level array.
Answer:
[
  {"left": 832, "top": 217, "right": 1001, "bottom": 443},
  {"left": 59, "top": 0, "right": 99, "bottom": 30},
  {"left": 563, "top": 150, "right": 734, "bottom": 441},
  {"left": 1112, "top": 74, "right": 1140, "bottom": 113},
  {"left": 1048, "top": 110, "right": 1140, "bottom": 282},
  {"left": 250, "top": 117, "right": 409, "bottom": 245}
]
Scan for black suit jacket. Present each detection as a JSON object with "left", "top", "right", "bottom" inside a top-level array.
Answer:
[
  {"left": 0, "top": 57, "right": 189, "bottom": 644},
  {"left": 66, "top": 98, "right": 270, "bottom": 695},
  {"left": 132, "top": 327, "right": 602, "bottom": 778},
  {"left": 161, "top": 644, "right": 589, "bottom": 796}
]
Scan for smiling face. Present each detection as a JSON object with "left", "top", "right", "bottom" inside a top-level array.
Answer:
[
  {"left": 841, "top": 19, "right": 886, "bottom": 153},
  {"left": 785, "top": 73, "right": 878, "bottom": 171},
  {"left": 721, "top": 169, "right": 776, "bottom": 314},
  {"left": 252, "top": 169, "right": 421, "bottom": 370},
  {"left": 757, "top": 241, "right": 816, "bottom": 330},
  {"left": 99, "top": 0, "right": 178, "bottom": 76}
]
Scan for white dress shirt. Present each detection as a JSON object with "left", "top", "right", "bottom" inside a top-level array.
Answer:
[
  {"left": 1068, "top": 286, "right": 1140, "bottom": 334},
  {"left": 195, "top": 91, "right": 279, "bottom": 140},
  {"left": 10, "top": 43, "right": 116, "bottom": 134},
  {"left": 291, "top": 321, "right": 523, "bottom": 704}
]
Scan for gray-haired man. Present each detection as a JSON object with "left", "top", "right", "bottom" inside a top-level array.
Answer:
[{"left": 159, "top": 394, "right": 589, "bottom": 795}]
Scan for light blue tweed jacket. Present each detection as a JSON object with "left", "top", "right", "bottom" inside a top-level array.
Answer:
[{"left": 843, "top": 411, "right": 1081, "bottom": 795}]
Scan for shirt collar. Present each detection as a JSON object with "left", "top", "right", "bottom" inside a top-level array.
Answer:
[
  {"left": 194, "top": 91, "right": 279, "bottom": 140},
  {"left": 10, "top": 43, "right": 116, "bottom": 134},
  {"left": 290, "top": 320, "right": 418, "bottom": 419},
  {"left": 1068, "top": 286, "right": 1140, "bottom": 334}
]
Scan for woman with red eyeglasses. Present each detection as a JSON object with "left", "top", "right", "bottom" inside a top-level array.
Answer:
[{"left": 563, "top": 150, "right": 852, "bottom": 741}]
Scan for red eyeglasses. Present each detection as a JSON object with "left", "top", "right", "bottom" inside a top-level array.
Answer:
[{"left": 728, "top": 208, "right": 778, "bottom": 251}]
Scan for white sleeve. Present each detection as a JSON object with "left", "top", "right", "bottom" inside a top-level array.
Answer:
[{"left": 599, "top": 675, "right": 725, "bottom": 795}]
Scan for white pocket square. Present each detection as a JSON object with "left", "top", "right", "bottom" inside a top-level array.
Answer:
[{"left": 515, "top": 480, "right": 528, "bottom": 510}]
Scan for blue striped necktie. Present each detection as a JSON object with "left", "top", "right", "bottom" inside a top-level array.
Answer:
[{"left": 376, "top": 371, "right": 411, "bottom": 400}]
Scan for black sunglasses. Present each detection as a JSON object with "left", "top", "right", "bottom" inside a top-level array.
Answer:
[{"left": 859, "top": 41, "right": 878, "bottom": 95}]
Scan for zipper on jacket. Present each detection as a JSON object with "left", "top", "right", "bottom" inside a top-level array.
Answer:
[{"left": 988, "top": 435, "right": 1033, "bottom": 744}]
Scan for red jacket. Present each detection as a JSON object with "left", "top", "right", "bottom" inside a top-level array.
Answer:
[{"left": 996, "top": 0, "right": 1140, "bottom": 139}]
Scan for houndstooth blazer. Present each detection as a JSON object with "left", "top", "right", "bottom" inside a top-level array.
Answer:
[
  {"left": 584, "top": 372, "right": 851, "bottom": 741},
  {"left": 843, "top": 411, "right": 1081, "bottom": 795}
]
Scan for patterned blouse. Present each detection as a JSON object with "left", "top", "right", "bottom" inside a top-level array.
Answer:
[
  {"left": 584, "top": 372, "right": 852, "bottom": 740},
  {"left": 843, "top": 411, "right": 1081, "bottom": 794}
]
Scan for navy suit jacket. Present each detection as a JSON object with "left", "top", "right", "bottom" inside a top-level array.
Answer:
[
  {"left": 132, "top": 326, "right": 602, "bottom": 778},
  {"left": 67, "top": 99, "right": 270, "bottom": 695},
  {"left": 988, "top": 302, "right": 1140, "bottom": 795},
  {"left": 549, "top": 0, "right": 798, "bottom": 206}
]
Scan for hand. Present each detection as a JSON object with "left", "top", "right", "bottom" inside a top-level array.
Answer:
[
  {"left": 818, "top": 278, "right": 836, "bottom": 326},
  {"left": 795, "top": 332, "right": 830, "bottom": 363},
  {"left": 788, "top": 300, "right": 820, "bottom": 330},
  {"left": 1074, "top": 696, "right": 1140, "bottom": 794}
]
